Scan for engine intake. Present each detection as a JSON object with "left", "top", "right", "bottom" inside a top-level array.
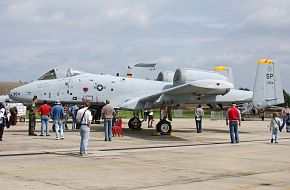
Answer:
[
  {"left": 173, "top": 68, "right": 228, "bottom": 86},
  {"left": 156, "top": 71, "right": 175, "bottom": 82}
]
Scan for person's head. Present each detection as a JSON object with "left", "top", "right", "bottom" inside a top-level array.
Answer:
[
  {"left": 198, "top": 104, "right": 202, "bottom": 108},
  {"left": 105, "top": 99, "right": 110, "bottom": 104},
  {"left": 33, "top": 96, "right": 38, "bottom": 102},
  {"left": 231, "top": 102, "right": 236, "bottom": 107},
  {"left": 84, "top": 100, "right": 90, "bottom": 107},
  {"left": 55, "top": 100, "right": 60, "bottom": 105},
  {"left": 0, "top": 102, "right": 4, "bottom": 109},
  {"left": 43, "top": 100, "right": 47, "bottom": 104},
  {"left": 285, "top": 105, "right": 289, "bottom": 108},
  {"left": 272, "top": 113, "right": 278, "bottom": 118}
]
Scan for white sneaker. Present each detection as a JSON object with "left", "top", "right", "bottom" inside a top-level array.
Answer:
[
  {"left": 56, "top": 137, "right": 60, "bottom": 140},
  {"left": 61, "top": 136, "right": 64, "bottom": 140}
]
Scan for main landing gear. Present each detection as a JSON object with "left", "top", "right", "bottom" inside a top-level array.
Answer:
[{"left": 128, "top": 109, "right": 172, "bottom": 135}]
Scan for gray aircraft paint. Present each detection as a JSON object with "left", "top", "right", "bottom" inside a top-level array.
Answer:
[
  {"left": 252, "top": 60, "right": 284, "bottom": 109},
  {"left": 9, "top": 60, "right": 284, "bottom": 110}
]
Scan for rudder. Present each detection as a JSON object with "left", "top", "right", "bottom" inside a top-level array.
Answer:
[{"left": 252, "top": 59, "right": 284, "bottom": 109}]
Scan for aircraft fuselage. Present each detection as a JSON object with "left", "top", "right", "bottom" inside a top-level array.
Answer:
[{"left": 9, "top": 73, "right": 253, "bottom": 109}]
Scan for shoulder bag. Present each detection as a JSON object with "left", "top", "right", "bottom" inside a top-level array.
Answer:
[
  {"left": 273, "top": 118, "right": 283, "bottom": 132},
  {"left": 76, "top": 109, "right": 87, "bottom": 129}
]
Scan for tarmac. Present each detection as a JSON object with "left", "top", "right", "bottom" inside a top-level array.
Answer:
[{"left": 0, "top": 118, "right": 290, "bottom": 190}]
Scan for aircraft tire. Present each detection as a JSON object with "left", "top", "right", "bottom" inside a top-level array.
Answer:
[
  {"left": 156, "top": 120, "right": 172, "bottom": 134},
  {"left": 19, "top": 117, "right": 25, "bottom": 122},
  {"left": 128, "top": 117, "right": 142, "bottom": 130}
]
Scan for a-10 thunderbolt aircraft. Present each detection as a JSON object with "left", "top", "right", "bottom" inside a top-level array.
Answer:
[{"left": 9, "top": 59, "right": 284, "bottom": 134}]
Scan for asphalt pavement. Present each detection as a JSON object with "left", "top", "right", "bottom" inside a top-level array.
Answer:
[{"left": 0, "top": 118, "right": 290, "bottom": 190}]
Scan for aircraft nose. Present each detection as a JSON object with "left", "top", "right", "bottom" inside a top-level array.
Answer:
[
  {"left": 9, "top": 86, "right": 23, "bottom": 102},
  {"left": 9, "top": 88, "right": 18, "bottom": 100}
]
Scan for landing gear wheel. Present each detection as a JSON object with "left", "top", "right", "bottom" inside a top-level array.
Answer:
[
  {"left": 128, "top": 117, "right": 142, "bottom": 130},
  {"left": 19, "top": 117, "right": 25, "bottom": 122},
  {"left": 156, "top": 120, "right": 172, "bottom": 135}
]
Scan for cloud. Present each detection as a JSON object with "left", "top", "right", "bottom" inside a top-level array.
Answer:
[
  {"left": 0, "top": 0, "right": 155, "bottom": 29},
  {"left": 235, "top": 6, "right": 290, "bottom": 36},
  {"left": 1, "top": 1, "right": 41, "bottom": 22},
  {"left": 0, "top": 0, "right": 290, "bottom": 93},
  {"left": 26, "top": 40, "right": 59, "bottom": 44}
]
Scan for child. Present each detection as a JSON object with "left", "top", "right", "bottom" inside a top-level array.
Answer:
[{"left": 270, "top": 113, "right": 282, "bottom": 143}]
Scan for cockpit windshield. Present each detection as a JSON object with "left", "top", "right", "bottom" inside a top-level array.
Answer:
[
  {"left": 38, "top": 69, "right": 57, "bottom": 80},
  {"left": 38, "top": 67, "right": 84, "bottom": 80}
]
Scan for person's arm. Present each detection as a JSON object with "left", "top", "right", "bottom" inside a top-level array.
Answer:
[
  {"left": 238, "top": 110, "right": 241, "bottom": 126},
  {"left": 88, "top": 111, "right": 92, "bottom": 128},
  {"left": 226, "top": 110, "right": 229, "bottom": 125},
  {"left": 278, "top": 118, "right": 282, "bottom": 127},
  {"left": 50, "top": 108, "right": 54, "bottom": 119},
  {"left": 76, "top": 109, "right": 81, "bottom": 122},
  {"left": 61, "top": 107, "right": 65, "bottom": 120},
  {"left": 101, "top": 107, "right": 105, "bottom": 119},
  {"left": 37, "top": 106, "right": 41, "bottom": 115},
  {"left": 270, "top": 119, "right": 273, "bottom": 131}
]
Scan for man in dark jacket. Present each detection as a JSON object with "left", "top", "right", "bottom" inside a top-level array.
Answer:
[{"left": 28, "top": 97, "right": 38, "bottom": 136}]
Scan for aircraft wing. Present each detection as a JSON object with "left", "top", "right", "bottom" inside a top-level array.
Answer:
[{"left": 120, "top": 79, "right": 234, "bottom": 110}]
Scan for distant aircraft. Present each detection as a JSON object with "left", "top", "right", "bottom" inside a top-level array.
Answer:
[{"left": 9, "top": 59, "right": 284, "bottom": 134}]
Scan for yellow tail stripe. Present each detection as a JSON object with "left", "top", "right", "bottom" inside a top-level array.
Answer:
[{"left": 258, "top": 59, "right": 273, "bottom": 64}]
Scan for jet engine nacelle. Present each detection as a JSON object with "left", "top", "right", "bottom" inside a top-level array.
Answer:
[
  {"left": 173, "top": 68, "right": 228, "bottom": 86},
  {"left": 156, "top": 71, "right": 175, "bottom": 82}
]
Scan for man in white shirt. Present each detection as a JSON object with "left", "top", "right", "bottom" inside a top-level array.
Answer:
[
  {"left": 76, "top": 100, "right": 92, "bottom": 157},
  {"left": 195, "top": 104, "right": 204, "bottom": 133},
  {"left": 270, "top": 113, "right": 282, "bottom": 143}
]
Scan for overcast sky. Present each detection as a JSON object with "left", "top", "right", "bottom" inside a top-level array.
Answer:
[{"left": 0, "top": 0, "right": 290, "bottom": 92}]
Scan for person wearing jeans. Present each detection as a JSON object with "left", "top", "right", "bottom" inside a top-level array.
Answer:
[
  {"left": 38, "top": 100, "right": 52, "bottom": 136},
  {"left": 101, "top": 99, "right": 115, "bottom": 141},
  {"left": 50, "top": 100, "right": 64, "bottom": 140},
  {"left": 281, "top": 105, "right": 290, "bottom": 132},
  {"left": 195, "top": 104, "right": 204, "bottom": 133},
  {"left": 54, "top": 118, "right": 64, "bottom": 140},
  {"left": 270, "top": 113, "right": 282, "bottom": 143},
  {"left": 70, "top": 105, "right": 79, "bottom": 130},
  {"left": 76, "top": 100, "right": 92, "bottom": 157},
  {"left": 229, "top": 121, "right": 239, "bottom": 143},
  {"left": 226, "top": 103, "right": 241, "bottom": 143},
  {"left": 104, "top": 119, "right": 112, "bottom": 141},
  {"left": 40, "top": 115, "right": 50, "bottom": 136},
  {"left": 80, "top": 125, "right": 90, "bottom": 156}
]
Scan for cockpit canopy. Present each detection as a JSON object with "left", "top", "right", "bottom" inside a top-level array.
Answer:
[{"left": 38, "top": 68, "right": 84, "bottom": 80}]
